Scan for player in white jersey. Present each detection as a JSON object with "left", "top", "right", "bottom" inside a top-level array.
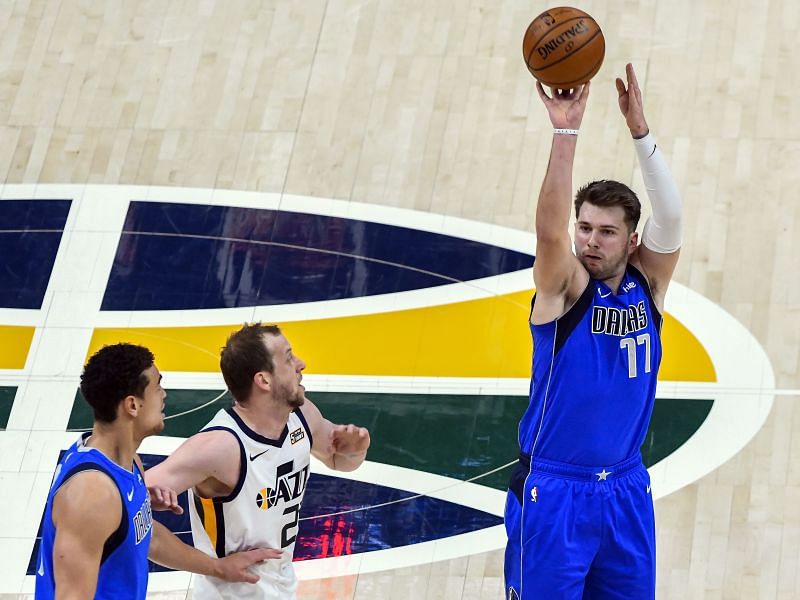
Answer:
[{"left": 146, "top": 323, "right": 371, "bottom": 599}]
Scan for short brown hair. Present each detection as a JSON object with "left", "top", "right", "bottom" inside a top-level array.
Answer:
[
  {"left": 220, "top": 323, "right": 282, "bottom": 402},
  {"left": 574, "top": 180, "right": 641, "bottom": 232}
]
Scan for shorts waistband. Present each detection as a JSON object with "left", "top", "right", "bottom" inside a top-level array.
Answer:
[{"left": 518, "top": 453, "right": 644, "bottom": 482}]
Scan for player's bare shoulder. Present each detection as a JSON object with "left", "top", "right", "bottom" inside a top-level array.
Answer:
[{"left": 531, "top": 260, "right": 590, "bottom": 324}]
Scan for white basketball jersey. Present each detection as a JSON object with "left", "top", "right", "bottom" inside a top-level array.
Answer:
[{"left": 188, "top": 406, "right": 313, "bottom": 599}]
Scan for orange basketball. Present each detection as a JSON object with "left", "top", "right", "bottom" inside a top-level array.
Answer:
[{"left": 522, "top": 7, "right": 605, "bottom": 89}]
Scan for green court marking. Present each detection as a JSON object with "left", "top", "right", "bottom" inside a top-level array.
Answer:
[
  {"left": 65, "top": 390, "right": 712, "bottom": 490},
  {"left": 311, "top": 393, "right": 713, "bottom": 490},
  {"left": 0, "top": 387, "right": 16, "bottom": 430},
  {"left": 67, "top": 389, "right": 232, "bottom": 438}
]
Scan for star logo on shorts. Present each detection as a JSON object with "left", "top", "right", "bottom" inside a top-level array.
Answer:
[{"left": 595, "top": 468, "right": 611, "bottom": 481}]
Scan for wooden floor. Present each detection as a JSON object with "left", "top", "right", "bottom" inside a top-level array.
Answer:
[{"left": 1, "top": 0, "right": 799, "bottom": 598}]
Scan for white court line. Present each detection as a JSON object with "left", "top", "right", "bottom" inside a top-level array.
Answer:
[{"left": 0, "top": 185, "right": 777, "bottom": 592}]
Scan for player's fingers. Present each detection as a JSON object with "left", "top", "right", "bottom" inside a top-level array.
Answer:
[
  {"left": 241, "top": 572, "right": 259, "bottom": 584},
  {"left": 578, "top": 81, "right": 590, "bottom": 103},
  {"left": 251, "top": 548, "right": 282, "bottom": 562},
  {"left": 615, "top": 77, "right": 626, "bottom": 97},
  {"left": 627, "top": 62, "right": 640, "bottom": 90},
  {"left": 535, "top": 81, "right": 549, "bottom": 102}
]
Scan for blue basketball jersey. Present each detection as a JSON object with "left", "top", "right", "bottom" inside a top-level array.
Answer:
[
  {"left": 519, "top": 264, "right": 663, "bottom": 465},
  {"left": 35, "top": 432, "right": 153, "bottom": 600}
]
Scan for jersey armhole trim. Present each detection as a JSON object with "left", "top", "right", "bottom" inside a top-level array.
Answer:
[
  {"left": 553, "top": 279, "right": 595, "bottom": 355},
  {"left": 198, "top": 426, "right": 247, "bottom": 504},
  {"left": 627, "top": 264, "right": 663, "bottom": 330}
]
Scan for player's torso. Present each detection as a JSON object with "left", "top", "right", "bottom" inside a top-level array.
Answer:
[
  {"left": 520, "top": 265, "right": 663, "bottom": 465},
  {"left": 189, "top": 407, "right": 313, "bottom": 599},
  {"left": 36, "top": 433, "right": 152, "bottom": 600}
]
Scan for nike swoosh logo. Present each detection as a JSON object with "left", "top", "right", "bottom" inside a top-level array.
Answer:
[
  {"left": 598, "top": 288, "right": 612, "bottom": 298},
  {"left": 127, "top": 487, "right": 134, "bottom": 502},
  {"left": 646, "top": 485, "right": 651, "bottom": 494},
  {"left": 250, "top": 449, "right": 270, "bottom": 461}
]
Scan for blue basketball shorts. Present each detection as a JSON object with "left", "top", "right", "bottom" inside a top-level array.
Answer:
[{"left": 504, "top": 454, "right": 655, "bottom": 600}]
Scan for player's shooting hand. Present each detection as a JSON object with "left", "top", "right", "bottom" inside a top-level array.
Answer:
[
  {"left": 616, "top": 63, "right": 649, "bottom": 137},
  {"left": 536, "top": 81, "right": 590, "bottom": 130},
  {"left": 330, "top": 424, "right": 370, "bottom": 458},
  {"left": 147, "top": 485, "right": 184, "bottom": 515},
  {"left": 214, "top": 547, "right": 283, "bottom": 583}
]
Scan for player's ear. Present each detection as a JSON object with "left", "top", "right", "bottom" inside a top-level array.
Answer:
[
  {"left": 121, "top": 394, "right": 138, "bottom": 417},
  {"left": 629, "top": 231, "right": 638, "bottom": 254},
  {"left": 253, "top": 371, "right": 270, "bottom": 392}
]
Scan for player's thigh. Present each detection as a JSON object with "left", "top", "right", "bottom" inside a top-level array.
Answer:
[
  {"left": 515, "top": 475, "right": 599, "bottom": 599},
  {"left": 583, "top": 469, "right": 655, "bottom": 600}
]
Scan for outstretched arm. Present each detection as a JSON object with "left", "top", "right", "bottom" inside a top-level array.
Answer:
[
  {"left": 531, "top": 82, "right": 591, "bottom": 323},
  {"left": 145, "top": 430, "right": 240, "bottom": 496},
  {"left": 301, "top": 398, "right": 370, "bottom": 472},
  {"left": 144, "top": 439, "right": 283, "bottom": 582},
  {"left": 617, "top": 63, "right": 682, "bottom": 307}
]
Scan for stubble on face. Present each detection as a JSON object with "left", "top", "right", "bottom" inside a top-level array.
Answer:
[{"left": 579, "top": 248, "right": 629, "bottom": 281}]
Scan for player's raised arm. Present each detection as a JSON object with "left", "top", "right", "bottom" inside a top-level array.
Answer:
[
  {"left": 531, "top": 82, "right": 591, "bottom": 321},
  {"left": 617, "top": 63, "right": 682, "bottom": 309}
]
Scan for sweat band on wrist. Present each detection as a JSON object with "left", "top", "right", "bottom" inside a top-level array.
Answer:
[{"left": 553, "top": 128, "right": 579, "bottom": 136}]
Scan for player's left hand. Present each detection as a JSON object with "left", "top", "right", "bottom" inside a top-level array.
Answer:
[
  {"left": 616, "top": 63, "right": 649, "bottom": 137},
  {"left": 148, "top": 485, "right": 184, "bottom": 515},
  {"left": 330, "top": 424, "right": 370, "bottom": 458}
]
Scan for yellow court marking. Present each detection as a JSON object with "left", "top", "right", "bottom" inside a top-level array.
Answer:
[
  {"left": 0, "top": 326, "right": 35, "bottom": 370},
  {"left": 88, "top": 290, "right": 715, "bottom": 382}
]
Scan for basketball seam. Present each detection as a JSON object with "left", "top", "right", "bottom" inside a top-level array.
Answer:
[
  {"left": 522, "top": 12, "right": 578, "bottom": 68},
  {"left": 537, "top": 53, "right": 605, "bottom": 88},
  {"left": 528, "top": 16, "right": 597, "bottom": 52},
  {"left": 532, "top": 28, "right": 604, "bottom": 74}
]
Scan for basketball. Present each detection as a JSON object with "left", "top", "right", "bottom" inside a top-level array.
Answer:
[{"left": 522, "top": 7, "right": 605, "bottom": 89}]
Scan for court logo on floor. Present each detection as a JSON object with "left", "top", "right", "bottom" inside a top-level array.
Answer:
[{"left": 1, "top": 186, "right": 774, "bottom": 584}]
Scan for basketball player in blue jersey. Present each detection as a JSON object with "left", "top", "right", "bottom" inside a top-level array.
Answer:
[
  {"left": 146, "top": 323, "right": 371, "bottom": 599},
  {"left": 35, "top": 343, "right": 281, "bottom": 599},
  {"left": 504, "top": 63, "right": 683, "bottom": 599}
]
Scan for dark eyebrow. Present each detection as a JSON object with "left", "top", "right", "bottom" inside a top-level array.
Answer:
[{"left": 578, "top": 220, "right": 620, "bottom": 231}]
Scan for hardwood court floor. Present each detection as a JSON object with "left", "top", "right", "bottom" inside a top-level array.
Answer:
[{"left": 0, "top": 1, "right": 798, "bottom": 598}]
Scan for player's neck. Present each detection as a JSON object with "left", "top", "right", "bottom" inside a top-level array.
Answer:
[
  {"left": 232, "top": 400, "right": 291, "bottom": 440},
  {"left": 599, "top": 269, "right": 626, "bottom": 295},
  {"left": 85, "top": 422, "right": 138, "bottom": 471}
]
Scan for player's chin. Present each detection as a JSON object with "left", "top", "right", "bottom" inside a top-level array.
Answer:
[{"left": 580, "top": 259, "right": 603, "bottom": 278}]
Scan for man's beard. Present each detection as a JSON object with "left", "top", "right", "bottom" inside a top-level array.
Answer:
[
  {"left": 276, "top": 380, "right": 305, "bottom": 408},
  {"left": 287, "top": 389, "right": 305, "bottom": 408},
  {"left": 581, "top": 251, "right": 628, "bottom": 281}
]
